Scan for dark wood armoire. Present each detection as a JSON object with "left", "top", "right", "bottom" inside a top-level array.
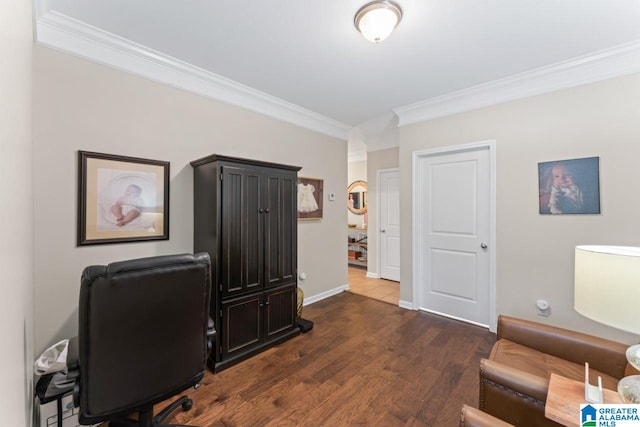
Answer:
[{"left": 191, "top": 154, "right": 301, "bottom": 372}]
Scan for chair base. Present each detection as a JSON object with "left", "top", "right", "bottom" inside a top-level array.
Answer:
[{"left": 108, "top": 396, "right": 196, "bottom": 427}]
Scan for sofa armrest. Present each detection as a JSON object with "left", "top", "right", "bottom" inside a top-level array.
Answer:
[
  {"left": 497, "top": 315, "right": 628, "bottom": 378},
  {"left": 480, "top": 358, "right": 549, "bottom": 403},
  {"left": 460, "top": 405, "right": 514, "bottom": 427},
  {"left": 479, "top": 358, "right": 560, "bottom": 426}
]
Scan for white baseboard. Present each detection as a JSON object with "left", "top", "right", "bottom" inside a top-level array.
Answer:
[
  {"left": 365, "top": 271, "right": 379, "bottom": 279},
  {"left": 303, "top": 284, "right": 349, "bottom": 306},
  {"left": 303, "top": 286, "right": 415, "bottom": 312},
  {"left": 399, "top": 300, "right": 414, "bottom": 310},
  {"left": 419, "top": 308, "right": 490, "bottom": 330}
]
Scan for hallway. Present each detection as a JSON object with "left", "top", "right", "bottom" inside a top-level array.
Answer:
[{"left": 347, "top": 266, "right": 399, "bottom": 305}]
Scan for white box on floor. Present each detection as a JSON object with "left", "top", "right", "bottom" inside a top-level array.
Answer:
[{"left": 36, "top": 392, "right": 89, "bottom": 427}]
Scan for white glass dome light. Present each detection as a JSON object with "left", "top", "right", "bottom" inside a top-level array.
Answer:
[{"left": 355, "top": 1, "right": 403, "bottom": 44}]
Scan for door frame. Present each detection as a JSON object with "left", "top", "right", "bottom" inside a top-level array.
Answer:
[
  {"left": 411, "top": 140, "right": 497, "bottom": 332},
  {"left": 376, "top": 167, "right": 400, "bottom": 280}
]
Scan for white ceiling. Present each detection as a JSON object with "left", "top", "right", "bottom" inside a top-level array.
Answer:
[{"left": 37, "top": 0, "right": 640, "bottom": 152}]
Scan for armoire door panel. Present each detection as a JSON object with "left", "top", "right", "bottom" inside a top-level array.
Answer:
[
  {"left": 242, "top": 172, "right": 263, "bottom": 291},
  {"left": 221, "top": 294, "right": 262, "bottom": 358},
  {"left": 279, "top": 176, "right": 296, "bottom": 281},
  {"left": 220, "top": 166, "right": 263, "bottom": 297},
  {"left": 264, "top": 175, "right": 280, "bottom": 285},
  {"left": 265, "top": 285, "right": 297, "bottom": 339},
  {"left": 264, "top": 173, "right": 297, "bottom": 287}
]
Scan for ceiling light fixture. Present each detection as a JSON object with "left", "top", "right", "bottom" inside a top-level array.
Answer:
[{"left": 354, "top": 1, "right": 403, "bottom": 44}]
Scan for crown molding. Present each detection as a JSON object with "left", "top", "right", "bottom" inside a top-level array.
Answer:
[
  {"left": 33, "top": 2, "right": 640, "bottom": 138},
  {"left": 34, "top": 7, "right": 350, "bottom": 140},
  {"left": 394, "top": 40, "right": 640, "bottom": 127}
]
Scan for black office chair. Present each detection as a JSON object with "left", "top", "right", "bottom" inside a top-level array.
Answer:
[{"left": 66, "top": 253, "right": 214, "bottom": 427}]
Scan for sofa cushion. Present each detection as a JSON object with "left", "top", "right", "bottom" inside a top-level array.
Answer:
[{"left": 490, "top": 339, "right": 619, "bottom": 391}]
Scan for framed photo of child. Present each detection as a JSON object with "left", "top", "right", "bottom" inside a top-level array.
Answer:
[
  {"left": 538, "top": 156, "right": 600, "bottom": 215},
  {"left": 77, "top": 151, "right": 170, "bottom": 245}
]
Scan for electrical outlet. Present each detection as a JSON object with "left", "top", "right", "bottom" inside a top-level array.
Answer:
[{"left": 536, "top": 299, "right": 551, "bottom": 316}]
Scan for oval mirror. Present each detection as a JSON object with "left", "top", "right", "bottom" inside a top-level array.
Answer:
[{"left": 347, "top": 180, "right": 368, "bottom": 215}]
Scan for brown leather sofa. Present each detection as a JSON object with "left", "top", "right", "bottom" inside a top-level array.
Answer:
[
  {"left": 479, "top": 315, "right": 631, "bottom": 426},
  {"left": 460, "top": 405, "right": 514, "bottom": 427}
]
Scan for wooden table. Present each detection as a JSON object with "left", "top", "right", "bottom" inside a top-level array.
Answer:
[{"left": 545, "top": 373, "right": 622, "bottom": 427}]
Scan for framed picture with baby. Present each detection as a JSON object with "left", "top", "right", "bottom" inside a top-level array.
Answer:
[
  {"left": 77, "top": 151, "right": 170, "bottom": 245},
  {"left": 538, "top": 156, "right": 600, "bottom": 215}
]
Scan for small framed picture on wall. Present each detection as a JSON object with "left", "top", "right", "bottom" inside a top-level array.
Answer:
[{"left": 297, "top": 177, "right": 323, "bottom": 220}]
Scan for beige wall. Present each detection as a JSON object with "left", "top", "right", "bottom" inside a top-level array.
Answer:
[
  {"left": 33, "top": 46, "right": 348, "bottom": 353},
  {"left": 1, "top": 1, "right": 34, "bottom": 425},
  {"left": 399, "top": 73, "right": 640, "bottom": 344},
  {"left": 366, "top": 147, "right": 399, "bottom": 275}
]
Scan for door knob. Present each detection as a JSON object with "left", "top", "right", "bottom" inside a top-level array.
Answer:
[
  {"left": 380, "top": 229, "right": 386, "bottom": 233},
  {"left": 480, "top": 243, "right": 488, "bottom": 249}
]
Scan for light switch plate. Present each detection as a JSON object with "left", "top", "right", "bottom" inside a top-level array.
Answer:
[{"left": 328, "top": 192, "right": 335, "bottom": 201}]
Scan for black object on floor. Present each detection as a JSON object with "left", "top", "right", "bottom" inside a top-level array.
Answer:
[{"left": 297, "top": 318, "right": 314, "bottom": 333}]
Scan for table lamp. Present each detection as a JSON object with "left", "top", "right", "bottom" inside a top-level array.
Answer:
[{"left": 574, "top": 245, "right": 640, "bottom": 404}]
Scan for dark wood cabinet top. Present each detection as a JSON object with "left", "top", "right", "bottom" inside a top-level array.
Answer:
[{"left": 190, "top": 154, "right": 301, "bottom": 171}]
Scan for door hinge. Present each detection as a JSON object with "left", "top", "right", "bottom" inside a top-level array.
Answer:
[
  {"left": 219, "top": 283, "right": 223, "bottom": 292},
  {"left": 219, "top": 347, "right": 223, "bottom": 355},
  {"left": 220, "top": 173, "right": 223, "bottom": 181},
  {"left": 220, "top": 309, "right": 223, "bottom": 317}
]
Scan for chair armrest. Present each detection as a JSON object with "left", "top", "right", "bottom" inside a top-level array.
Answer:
[
  {"left": 65, "top": 336, "right": 81, "bottom": 408},
  {"left": 460, "top": 405, "right": 514, "bottom": 427},
  {"left": 497, "top": 315, "right": 628, "bottom": 378},
  {"left": 66, "top": 336, "right": 79, "bottom": 379},
  {"left": 207, "top": 318, "right": 216, "bottom": 338},
  {"left": 480, "top": 358, "right": 549, "bottom": 402},
  {"left": 207, "top": 318, "right": 216, "bottom": 358}
]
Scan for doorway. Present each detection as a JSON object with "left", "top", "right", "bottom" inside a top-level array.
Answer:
[
  {"left": 378, "top": 168, "right": 400, "bottom": 281},
  {"left": 412, "top": 141, "right": 495, "bottom": 328},
  {"left": 348, "top": 266, "right": 399, "bottom": 305}
]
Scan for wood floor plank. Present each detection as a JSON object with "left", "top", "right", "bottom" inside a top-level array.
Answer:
[{"left": 152, "top": 292, "right": 495, "bottom": 426}]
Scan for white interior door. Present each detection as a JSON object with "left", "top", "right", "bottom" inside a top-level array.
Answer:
[
  {"left": 413, "top": 143, "right": 493, "bottom": 327},
  {"left": 379, "top": 169, "right": 400, "bottom": 281}
]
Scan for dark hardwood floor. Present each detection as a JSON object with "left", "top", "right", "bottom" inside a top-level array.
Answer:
[{"left": 161, "top": 292, "right": 496, "bottom": 426}]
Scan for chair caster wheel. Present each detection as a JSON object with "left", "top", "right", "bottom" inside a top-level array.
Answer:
[{"left": 182, "top": 399, "right": 193, "bottom": 411}]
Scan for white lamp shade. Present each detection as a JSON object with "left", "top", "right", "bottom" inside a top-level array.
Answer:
[
  {"left": 574, "top": 245, "right": 640, "bottom": 334},
  {"left": 355, "top": 1, "right": 402, "bottom": 43}
]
